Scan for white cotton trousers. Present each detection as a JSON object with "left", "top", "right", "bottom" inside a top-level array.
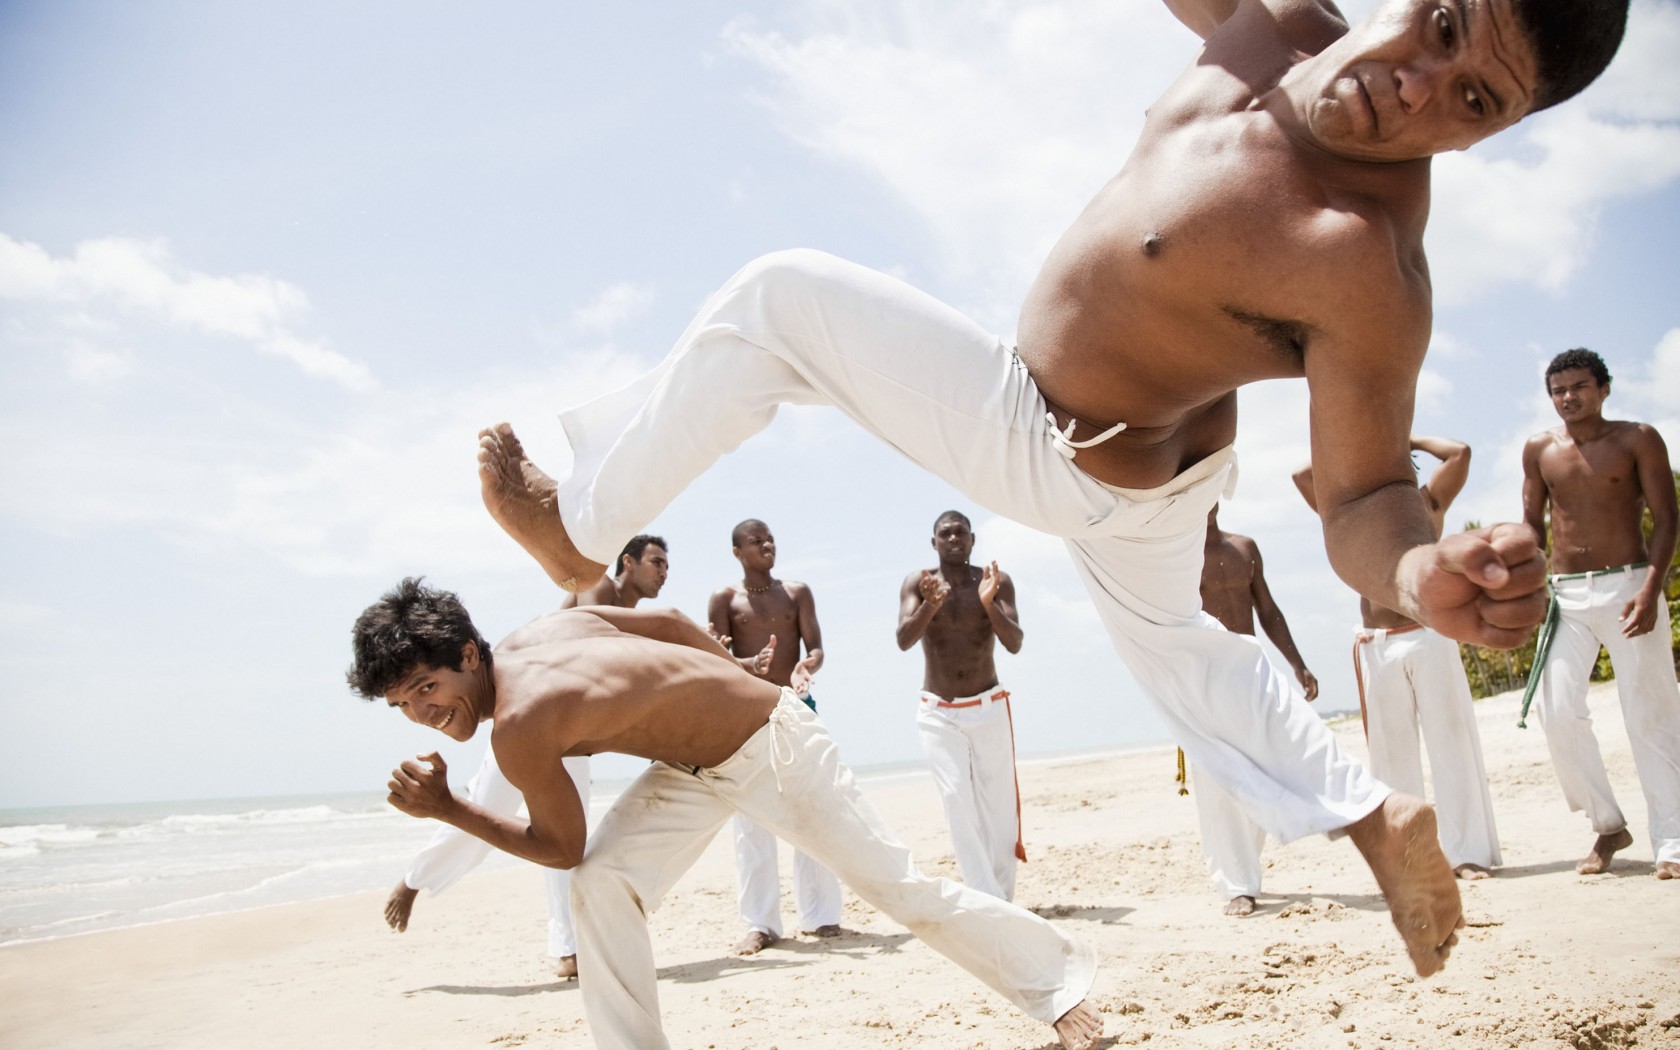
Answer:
[
  {"left": 569, "top": 690, "right": 1095, "bottom": 1050},
  {"left": 916, "top": 687, "right": 1023, "bottom": 900},
  {"left": 1192, "top": 766, "right": 1270, "bottom": 900},
  {"left": 553, "top": 249, "right": 1386, "bottom": 843},
  {"left": 1531, "top": 570, "right": 1680, "bottom": 863},
  {"left": 730, "top": 812, "right": 842, "bottom": 935},
  {"left": 1353, "top": 626, "right": 1502, "bottom": 869},
  {"left": 405, "top": 747, "right": 591, "bottom": 957}
]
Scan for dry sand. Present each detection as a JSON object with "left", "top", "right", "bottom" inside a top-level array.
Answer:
[{"left": 4, "top": 681, "right": 1677, "bottom": 1049}]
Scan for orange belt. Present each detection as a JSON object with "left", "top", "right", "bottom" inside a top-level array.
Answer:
[
  {"left": 1351, "top": 623, "right": 1425, "bottom": 739},
  {"left": 919, "top": 688, "right": 1027, "bottom": 862}
]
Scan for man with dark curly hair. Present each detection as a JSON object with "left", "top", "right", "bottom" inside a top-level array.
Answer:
[
  {"left": 1521, "top": 349, "right": 1680, "bottom": 880},
  {"left": 348, "top": 579, "right": 1104, "bottom": 1050},
  {"left": 471, "top": 0, "right": 1629, "bottom": 979}
]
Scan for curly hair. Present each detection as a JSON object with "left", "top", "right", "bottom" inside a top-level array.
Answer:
[
  {"left": 1544, "top": 347, "right": 1611, "bottom": 390},
  {"left": 346, "top": 577, "right": 491, "bottom": 700}
]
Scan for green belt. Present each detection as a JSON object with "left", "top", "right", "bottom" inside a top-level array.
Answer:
[
  {"left": 1516, "top": 562, "right": 1650, "bottom": 727},
  {"left": 1550, "top": 560, "right": 1648, "bottom": 582}
]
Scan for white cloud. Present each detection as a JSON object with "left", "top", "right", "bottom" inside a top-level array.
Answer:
[
  {"left": 725, "top": 1, "right": 1680, "bottom": 316},
  {"left": 570, "top": 281, "right": 655, "bottom": 335},
  {"left": 0, "top": 232, "right": 373, "bottom": 390},
  {"left": 723, "top": 0, "right": 1190, "bottom": 311}
]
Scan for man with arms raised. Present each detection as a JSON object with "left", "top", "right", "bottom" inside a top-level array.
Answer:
[
  {"left": 898, "top": 509, "right": 1028, "bottom": 901},
  {"left": 1521, "top": 349, "right": 1680, "bottom": 879},
  {"left": 1297, "top": 438, "right": 1503, "bottom": 880},
  {"left": 706, "top": 519, "right": 843, "bottom": 954},
  {"left": 382, "top": 535, "right": 670, "bottom": 979},
  {"left": 473, "top": 0, "right": 1626, "bottom": 975},
  {"left": 351, "top": 579, "right": 1103, "bottom": 1050},
  {"left": 1193, "top": 502, "right": 1318, "bottom": 916}
]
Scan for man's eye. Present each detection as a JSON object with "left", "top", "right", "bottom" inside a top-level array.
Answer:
[
  {"left": 1466, "top": 87, "right": 1485, "bottom": 116},
  {"left": 1436, "top": 9, "right": 1454, "bottom": 46}
]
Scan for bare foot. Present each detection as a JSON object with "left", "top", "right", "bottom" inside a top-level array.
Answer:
[
  {"left": 1576, "top": 827, "right": 1633, "bottom": 874},
  {"left": 476, "top": 422, "right": 606, "bottom": 592},
  {"left": 1053, "top": 999, "right": 1103, "bottom": 1050},
  {"left": 1454, "top": 863, "right": 1493, "bottom": 881},
  {"left": 1346, "top": 794, "right": 1463, "bottom": 977},
  {"left": 804, "top": 924, "right": 844, "bottom": 938},
  {"left": 733, "top": 929, "right": 777, "bottom": 956},
  {"left": 1657, "top": 861, "right": 1679, "bottom": 880},
  {"left": 1223, "top": 895, "right": 1257, "bottom": 917},
  {"left": 555, "top": 955, "right": 578, "bottom": 979}
]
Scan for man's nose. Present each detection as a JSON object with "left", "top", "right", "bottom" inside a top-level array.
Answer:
[{"left": 1393, "top": 59, "right": 1443, "bottom": 113}]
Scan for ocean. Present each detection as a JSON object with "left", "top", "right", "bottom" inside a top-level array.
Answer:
[{"left": 0, "top": 761, "right": 938, "bottom": 948}]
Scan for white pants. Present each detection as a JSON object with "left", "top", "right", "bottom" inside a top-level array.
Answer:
[
  {"left": 405, "top": 747, "right": 591, "bottom": 957},
  {"left": 731, "top": 813, "right": 842, "bottom": 935},
  {"left": 569, "top": 690, "right": 1095, "bottom": 1049},
  {"left": 1193, "top": 767, "right": 1270, "bottom": 899},
  {"left": 917, "top": 687, "right": 1023, "bottom": 900},
  {"left": 1353, "top": 627, "right": 1502, "bottom": 869},
  {"left": 1532, "top": 570, "right": 1680, "bottom": 863},
  {"left": 554, "top": 249, "right": 1386, "bottom": 842}
]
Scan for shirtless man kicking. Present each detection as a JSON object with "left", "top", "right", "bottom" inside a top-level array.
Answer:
[
  {"left": 1297, "top": 438, "right": 1504, "bottom": 880},
  {"left": 472, "top": 0, "right": 1627, "bottom": 976},
  {"left": 350, "top": 578, "right": 1103, "bottom": 1050},
  {"left": 382, "top": 534, "right": 670, "bottom": 979},
  {"left": 707, "top": 519, "right": 844, "bottom": 954},
  {"left": 1520, "top": 348, "right": 1680, "bottom": 879},
  {"left": 1195, "top": 503, "right": 1318, "bottom": 916},
  {"left": 897, "top": 509, "right": 1028, "bottom": 901}
]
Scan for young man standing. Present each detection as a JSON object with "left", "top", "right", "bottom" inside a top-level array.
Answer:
[
  {"left": 1521, "top": 349, "right": 1680, "bottom": 879},
  {"left": 472, "top": 0, "right": 1630, "bottom": 975},
  {"left": 351, "top": 579, "right": 1103, "bottom": 1050},
  {"left": 1194, "top": 503, "right": 1318, "bottom": 916},
  {"left": 897, "top": 509, "right": 1026, "bottom": 901},
  {"left": 706, "top": 519, "right": 842, "bottom": 954},
  {"left": 1297, "top": 438, "right": 1504, "bottom": 880},
  {"left": 382, "top": 535, "right": 669, "bottom": 978}
]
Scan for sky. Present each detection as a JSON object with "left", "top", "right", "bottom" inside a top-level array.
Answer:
[{"left": 1, "top": 0, "right": 1676, "bottom": 810}]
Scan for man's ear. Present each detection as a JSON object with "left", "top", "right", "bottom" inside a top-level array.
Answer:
[
  {"left": 620, "top": 553, "right": 634, "bottom": 575},
  {"left": 461, "top": 640, "right": 480, "bottom": 670}
]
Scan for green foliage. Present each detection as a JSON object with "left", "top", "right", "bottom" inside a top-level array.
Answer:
[{"left": 1456, "top": 471, "right": 1679, "bottom": 697}]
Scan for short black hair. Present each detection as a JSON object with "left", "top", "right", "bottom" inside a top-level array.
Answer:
[
  {"left": 731, "top": 518, "right": 768, "bottom": 547},
  {"left": 346, "top": 577, "right": 491, "bottom": 700},
  {"left": 933, "top": 509, "right": 971, "bottom": 533},
  {"left": 1514, "top": 0, "right": 1628, "bottom": 113},
  {"left": 616, "top": 534, "right": 667, "bottom": 577},
  {"left": 1544, "top": 347, "right": 1611, "bottom": 389}
]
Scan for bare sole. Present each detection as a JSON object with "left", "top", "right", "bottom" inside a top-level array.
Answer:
[
  {"left": 476, "top": 422, "right": 606, "bottom": 592},
  {"left": 1347, "top": 794, "right": 1463, "bottom": 977}
]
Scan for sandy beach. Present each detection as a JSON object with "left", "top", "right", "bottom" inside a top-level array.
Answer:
[{"left": 4, "top": 680, "right": 1677, "bottom": 1049}]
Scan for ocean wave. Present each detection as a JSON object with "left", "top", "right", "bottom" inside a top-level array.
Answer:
[{"left": 0, "top": 824, "right": 102, "bottom": 849}]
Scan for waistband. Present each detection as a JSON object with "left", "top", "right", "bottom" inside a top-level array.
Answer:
[
  {"left": 1551, "top": 561, "right": 1648, "bottom": 582},
  {"left": 1097, "top": 444, "right": 1236, "bottom": 502},
  {"left": 920, "top": 686, "right": 1011, "bottom": 710},
  {"left": 1353, "top": 622, "right": 1426, "bottom": 644}
]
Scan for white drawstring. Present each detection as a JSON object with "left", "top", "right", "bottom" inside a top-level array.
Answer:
[
  {"left": 1046, "top": 412, "right": 1127, "bottom": 459},
  {"left": 767, "top": 698, "right": 799, "bottom": 796}
]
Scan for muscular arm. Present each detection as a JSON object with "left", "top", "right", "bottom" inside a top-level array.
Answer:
[
  {"left": 981, "top": 564, "right": 1024, "bottom": 654},
  {"left": 388, "top": 745, "right": 588, "bottom": 869},
  {"left": 1414, "top": 435, "right": 1471, "bottom": 516},
  {"left": 1520, "top": 435, "right": 1551, "bottom": 553},
  {"left": 580, "top": 605, "right": 739, "bottom": 662},
  {"left": 1162, "top": 0, "right": 1241, "bottom": 39},
  {"left": 1246, "top": 540, "right": 1317, "bottom": 698},
  {"left": 1627, "top": 425, "right": 1678, "bottom": 636},
  {"left": 897, "top": 570, "right": 943, "bottom": 650},
  {"left": 793, "top": 583, "right": 825, "bottom": 677},
  {"left": 1305, "top": 288, "right": 1543, "bottom": 646}
]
